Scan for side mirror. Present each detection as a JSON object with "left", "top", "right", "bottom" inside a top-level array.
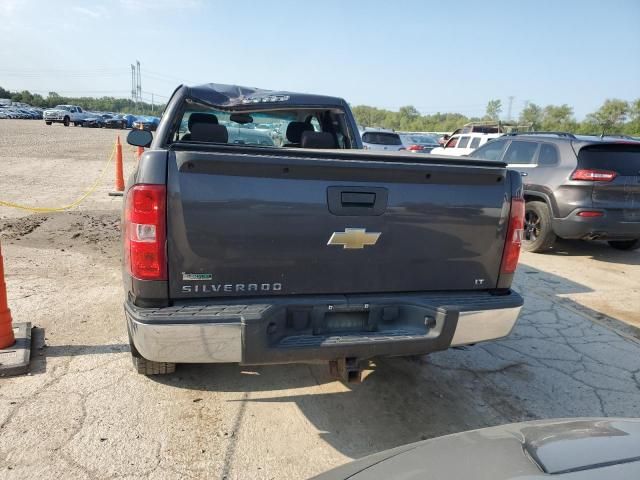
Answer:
[{"left": 127, "top": 129, "right": 152, "bottom": 148}]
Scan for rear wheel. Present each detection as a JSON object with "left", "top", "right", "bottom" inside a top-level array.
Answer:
[
  {"left": 63, "top": 116, "right": 70, "bottom": 127},
  {"left": 45, "top": 121, "right": 52, "bottom": 125},
  {"left": 129, "top": 332, "right": 176, "bottom": 375},
  {"left": 608, "top": 239, "right": 640, "bottom": 251},
  {"left": 132, "top": 356, "right": 176, "bottom": 375},
  {"left": 523, "top": 201, "right": 556, "bottom": 253}
]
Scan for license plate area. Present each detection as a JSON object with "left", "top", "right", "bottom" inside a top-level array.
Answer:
[{"left": 314, "top": 306, "right": 373, "bottom": 335}]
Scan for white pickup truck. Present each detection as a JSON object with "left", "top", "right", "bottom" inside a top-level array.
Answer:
[{"left": 43, "top": 105, "right": 89, "bottom": 126}]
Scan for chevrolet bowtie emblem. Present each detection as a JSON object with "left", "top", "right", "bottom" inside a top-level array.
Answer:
[{"left": 327, "top": 228, "right": 381, "bottom": 249}]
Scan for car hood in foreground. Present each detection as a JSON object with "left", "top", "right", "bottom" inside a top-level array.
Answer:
[{"left": 312, "top": 418, "right": 640, "bottom": 480}]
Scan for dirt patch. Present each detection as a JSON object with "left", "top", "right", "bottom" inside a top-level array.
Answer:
[
  {"left": 0, "top": 215, "right": 49, "bottom": 239},
  {"left": 0, "top": 210, "right": 120, "bottom": 259}
]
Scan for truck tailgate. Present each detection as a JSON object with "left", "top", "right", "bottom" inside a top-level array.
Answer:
[{"left": 166, "top": 150, "right": 512, "bottom": 299}]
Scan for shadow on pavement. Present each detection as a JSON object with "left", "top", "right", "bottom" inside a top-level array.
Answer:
[
  {"left": 516, "top": 263, "right": 640, "bottom": 340},
  {"left": 155, "top": 357, "right": 515, "bottom": 458},
  {"left": 544, "top": 239, "right": 640, "bottom": 265},
  {"left": 28, "top": 327, "right": 129, "bottom": 375}
]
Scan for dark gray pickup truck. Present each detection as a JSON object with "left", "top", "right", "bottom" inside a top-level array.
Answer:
[{"left": 123, "top": 83, "right": 525, "bottom": 378}]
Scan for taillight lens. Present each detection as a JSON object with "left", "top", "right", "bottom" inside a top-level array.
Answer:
[
  {"left": 124, "top": 185, "right": 167, "bottom": 280},
  {"left": 571, "top": 169, "right": 617, "bottom": 181},
  {"left": 407, "top": 145, "right": 423, "bottom": 151},
  {"left": 501, "top": 197, "right": 525, "bottom": 274}
]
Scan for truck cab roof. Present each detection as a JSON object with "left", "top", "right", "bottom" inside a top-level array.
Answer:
[{"left": 183, "top": 83, "right": 349, "bottom": 110}]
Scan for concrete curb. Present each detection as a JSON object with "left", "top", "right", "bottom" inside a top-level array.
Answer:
[{"left": 0, "top": 322, "right": 32, "bottom": 376}]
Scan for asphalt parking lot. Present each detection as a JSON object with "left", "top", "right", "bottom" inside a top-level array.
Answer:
[{"left": 1, "top": 121, "right": 639, "bottom": 479}]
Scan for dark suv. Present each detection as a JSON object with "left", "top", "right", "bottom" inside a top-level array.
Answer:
[{"left": 470, "top": 133, "right": 640, "bottom": 252}]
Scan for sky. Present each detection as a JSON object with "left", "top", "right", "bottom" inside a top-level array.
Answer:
[{"left": 0, "top": 0, "right": 638, "bottom": 119}]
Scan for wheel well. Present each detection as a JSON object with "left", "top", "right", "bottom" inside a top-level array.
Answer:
[{"left": 524, "top": 194, "right": 547, "bottom": 204}]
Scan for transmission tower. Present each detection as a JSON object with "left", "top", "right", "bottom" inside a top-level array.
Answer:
[
  {"left": 507, "top": 96, "right": 515, "bottom": 122},
  {"left": 131, "top": 64, "right": 136, "bottom": 102},
  {"left": 136, "top": 60, "right": 142, "bottom": 102}
]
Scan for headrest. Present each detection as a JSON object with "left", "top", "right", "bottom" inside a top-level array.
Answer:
[
  {"left": 286, "top": 122, "right": 313, "bottom": 143},
  {"left": 190, "top": 123, "right": 228, "bottom": 143},
  {"left": 300, "top": 131, "right": 337, "bottom": 149},
  {"left": 188, "top": 113, "right": 218, "bottom": 130}
]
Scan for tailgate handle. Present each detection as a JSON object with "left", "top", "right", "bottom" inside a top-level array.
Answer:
[
  {"left": 327, "top": 186, "right": 388, "bottom": 216},
  {"left": 341, "top": 192, "right": 376, "bottom": 206}
]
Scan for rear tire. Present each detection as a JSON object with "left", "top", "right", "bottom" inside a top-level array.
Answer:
[
  {"left": 608, "top": 239, "right": 640, "bottom": 251},
  {"left": 63, "top": 116, "right": 70, "bottom": 127},
  {"left": 132, "top": 356, "right": 176, "bottom": 375},
  {"left": 129, "top": 332, "right": 176, "bottom": 375},
  {"left": 523, "top": 201, "right": 556, "bottom": 253},
  {"left": 45, "top": 121, "right": 52, "bottom": 125}
]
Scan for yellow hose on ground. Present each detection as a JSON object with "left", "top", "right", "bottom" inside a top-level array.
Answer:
[{"left": 0, "top": 144, "right": 118, "bottom": 213}]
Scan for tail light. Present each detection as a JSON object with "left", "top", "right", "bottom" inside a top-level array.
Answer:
[
  {"left": 571, "top": 169, "right": 617, "bottom": 181},
  {"left": 407, "top": 145, "right": 423, "bottom": 151},
  {"left": 124, "top": 184, "right": 167, "bottom": 280},
  {"left": 501, "top": 197, "right": 525, "bottom": 274}
]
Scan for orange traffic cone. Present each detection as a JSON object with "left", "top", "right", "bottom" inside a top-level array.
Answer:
[
  {"left": 136, "top": 146, "right": 144, "bottom": 160},
  {"left": 0, "top": 241, "right": 16, "bottom": 349},
  {"left": 114, "top": 136, "right": 125, "bottom": 192}
]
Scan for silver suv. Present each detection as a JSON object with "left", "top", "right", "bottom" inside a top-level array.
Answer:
[{"left": 360, "top": 129, "right": 405, "bottom": 151}]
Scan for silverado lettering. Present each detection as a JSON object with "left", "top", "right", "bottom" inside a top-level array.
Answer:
[{"left": 182, "top": 283, "right": 283, "bottom": 293}]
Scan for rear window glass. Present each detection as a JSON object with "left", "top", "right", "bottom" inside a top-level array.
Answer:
[
  {"left": 538, "top": 144, "right": 559, "bottom": 166},
  {"left": 470, "top": 137, "right": 481, "bottom": 149},
  {"left": 471, "top": 139, "right": 507, "bottom": 160},
  {"left": 457, "top": 136, "right": 470, "bottom": 149},
  {"left": 504, "top": 141, "right": 539, "bottom": 164},
  {"left": 172, "top": 103, "right": 353, "bottom": 149},
  {"left": 578, "top": 144, "right": 640, "bottom": 176},
  {"left": 362, "top": 132, "right": 402, "bottom": 145}
]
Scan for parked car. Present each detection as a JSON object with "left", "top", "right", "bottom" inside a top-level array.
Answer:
[
  {"left": 132, "top": 116, "right": 160, "bottom": 131},
  {"left": 437, "top": 121, "right": 532, "bottom": 147},
  {"left": 104, "top": 114, "right": 131, "bottom": 129},
  {"left": 43, "top": 105, "right": 89, "bottom": 126},
  {"left": 122, "top": 82, "right": 524, "bottom": 377},
  {"left": 401, "top": 134, "right": 440, "bottom": 153},
  {"left": 360, "top": 129, "right": 405, "bottom": 151},
  {"left": 469, "top": 132, "right": 640, "bottom": 252},
  {"left": 430, "top": 132, "right": 501, "bottom": 156},
  {"left": 121, "top": 114, "right": 137, "bottom": 128},
  {"left": 82, "top": 113, "right": 112, "bottom": 128},
  {"left": 312, "top": 418, "right": 640, "bottom": 480}
]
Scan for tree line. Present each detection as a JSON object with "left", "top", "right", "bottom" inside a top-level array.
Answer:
[
  {"left": 353, "top": 98, "right": 640, "bottom": 135},
  {"left": 0, "top": 86, "right": 163, "bottom": 116},
  {"left": 3, "top": 85, "right": 639, "bottom": 134}
]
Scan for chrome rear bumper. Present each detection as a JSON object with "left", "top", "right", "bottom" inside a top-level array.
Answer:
[{"left": 126, "top": 292, "right": 523, "bottom": 364}]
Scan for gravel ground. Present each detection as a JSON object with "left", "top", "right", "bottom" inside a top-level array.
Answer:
[{"left": 0, "top": 120, "right": 639, "bottom": 479}]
